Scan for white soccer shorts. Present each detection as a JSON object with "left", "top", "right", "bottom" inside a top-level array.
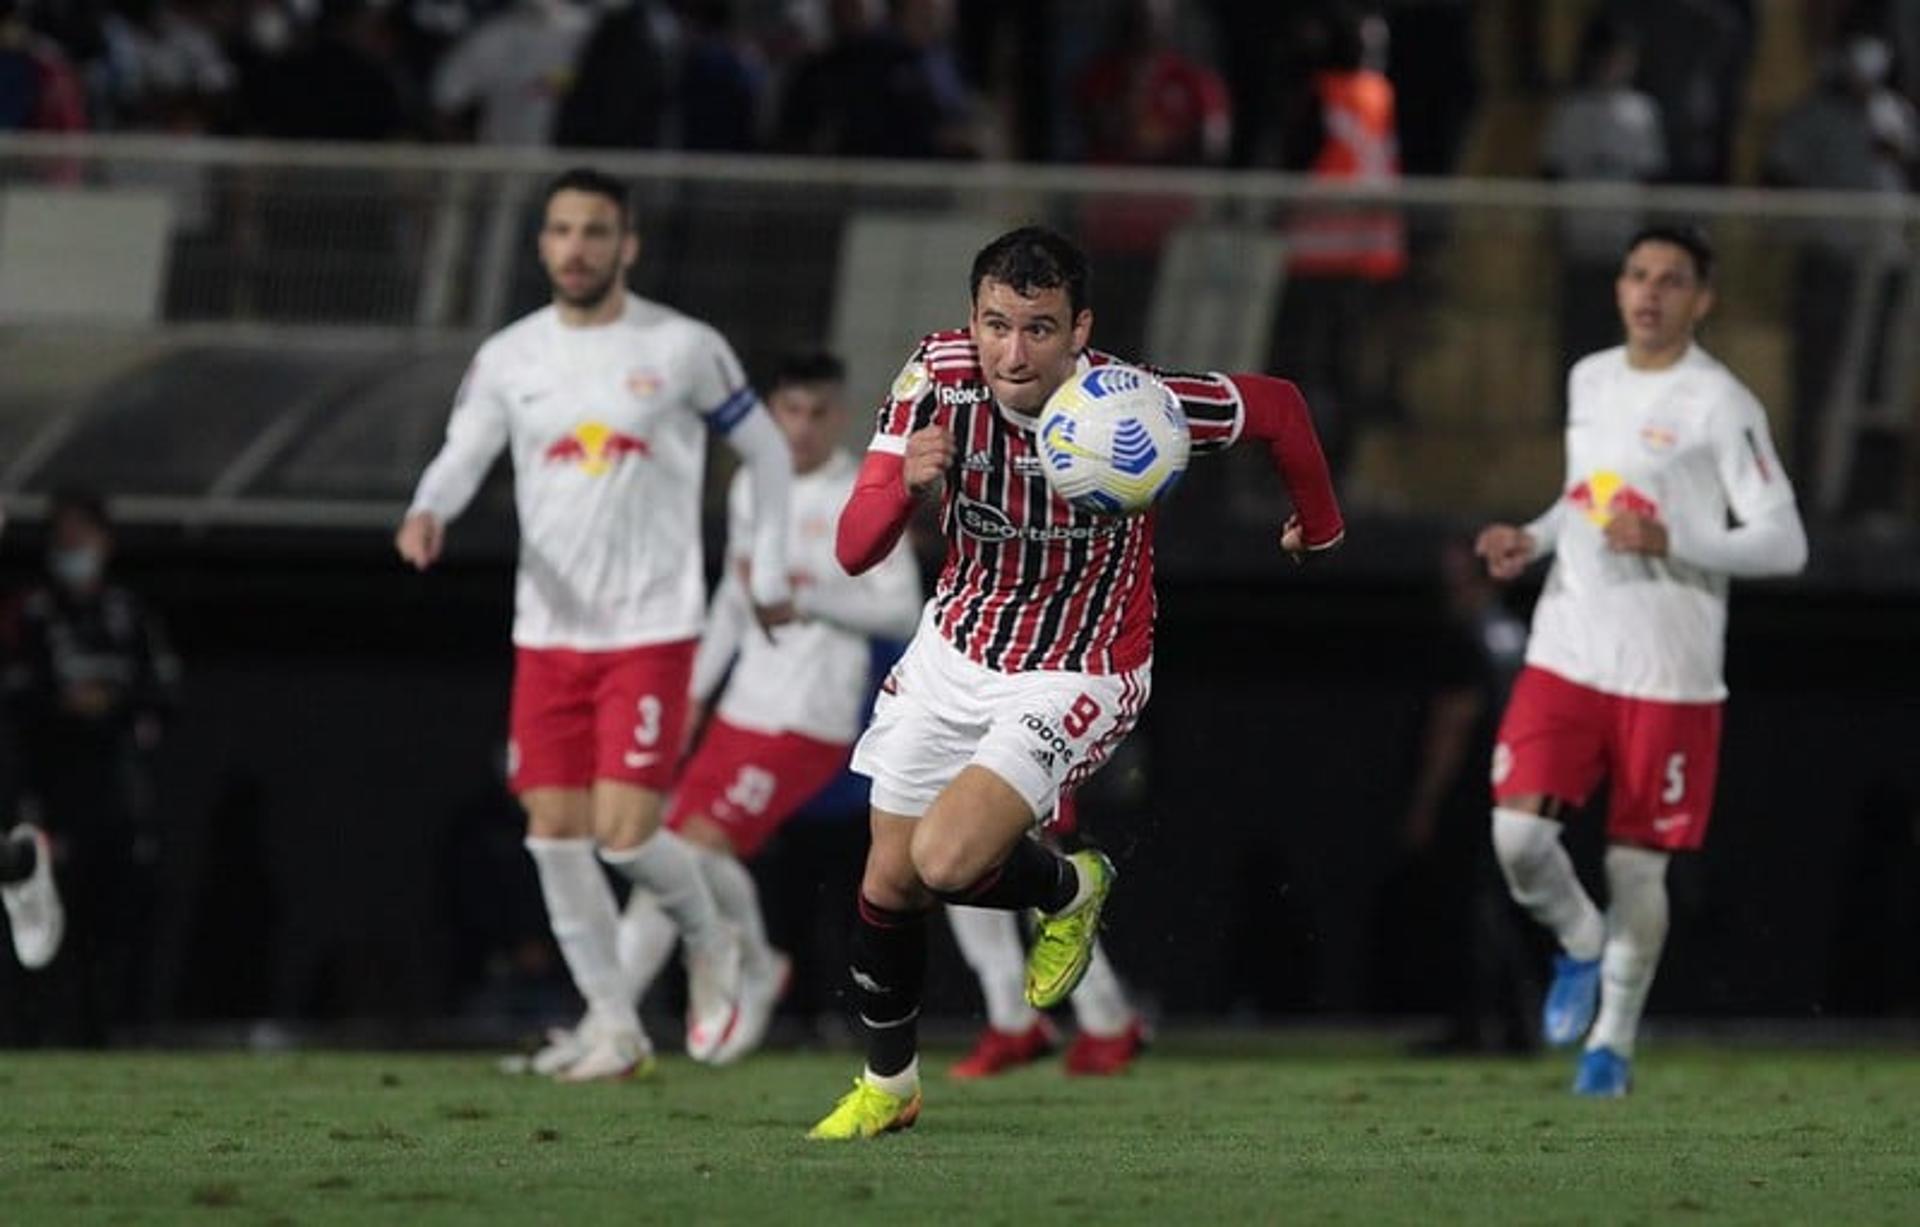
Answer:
[{"left": 850, "top": 626, "right": 1149, "bottom": 819}]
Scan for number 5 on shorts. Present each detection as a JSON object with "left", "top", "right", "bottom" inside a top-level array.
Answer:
[{"left": 1662, "top": 752, "right": 1686, "bottom": 805}]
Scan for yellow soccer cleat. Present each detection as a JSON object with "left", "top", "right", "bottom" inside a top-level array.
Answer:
[
  {"left": 1025, "top": 850, "right": 1116, "bottom": 1009},
  {"left": 806, "top": 1077, "right": 923, "bottom": 1141}
]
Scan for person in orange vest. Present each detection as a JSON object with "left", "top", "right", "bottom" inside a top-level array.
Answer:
[{"left": 1272, "top": 5, "right": 1407, "bottom": 481}]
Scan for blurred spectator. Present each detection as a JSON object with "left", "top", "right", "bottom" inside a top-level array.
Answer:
[
  {"left": 1072, "top": 0, "right": 1228, "bottom": 166},
  {"left": 1272, "top": 4, "right": 1406, "bottom": 482},
  {"left": 0, "top": 0, "right": 90, "bottom": 131},
  {"left": 1766, "top": 31, "right": 1917, "bottom": 502},
  {"left": 251, "top": 0, "right": 418, "bottom": 140},
  {"left": 1069, "top": 0, "right": 1229, "bottom": 357},
  {"left": 96, "top": 0, "right": 235, "bottom": 132},
  {"left": 0, "top": 490, "right": 181, "bottom": 1045},
  {"left": 432, "top": 0, "right": 591, "bottom": 145},
  {"left": 678, "top": 0, "right": 765, "bottom": 151},
  {"left": 1382, "top": 0, "right": 1477, "bottom": 176},
  {"left": 553, "top": 0, "right": 675, "bottom": 149},
  {"left": 1606, "top": 0, "right": 1753, "bottom": 184},
  {"left": 777, "top": 0, "right": 978, "bottom": 158},
  {"left": 1541, "top": 15, "right": 1666, "bottom": 372},
  {"left": 1205, "top": 0, "right": 1296, "bottom": 168}
]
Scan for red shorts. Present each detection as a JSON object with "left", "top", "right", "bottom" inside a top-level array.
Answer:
[
  {"left": 508, "top": 641, "right": 696, "bottom": 794},
  {"left": 666, "top": 718, "right": 850, "bottom": 859},
  {"left": 1492, "top": 665, "right": 1723, "bottom": 851}
]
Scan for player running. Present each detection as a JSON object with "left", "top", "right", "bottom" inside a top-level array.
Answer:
[
  {"left": 605, "top": 351, "right": 924, "bottom": 1066},
  {"left": 1475, "top": 224, "right": 1807, "bottom": 1096},
  {"left": 397, "top": 167, "right": 795, "bottom": 1080},
  {"left": 808, "top": 225, "right": 1344, "bottom": 1139}
]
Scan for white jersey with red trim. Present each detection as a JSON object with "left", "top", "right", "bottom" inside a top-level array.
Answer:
[
  {"left": 1525, "top": 344, "right": 1800, "bottom": 702},
  {"left": 693, "top": 450, "right": 924, "bottom": 743},
  {"left": 409, "top": 293, "right": 763, "bottom": 650},
  {"left": 866, "top": 329, "right": 1244, "bottom": 675}
]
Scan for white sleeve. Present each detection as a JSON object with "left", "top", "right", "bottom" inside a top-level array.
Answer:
[
  {"left": 408, "top": 346, "right": 511, "bottom": 523},
  {"left": 680, "top": 324, "right": 793, "bottom": 606},
  {"left": 1666, "top": 393, "right": 1808, "bottom": 577},
  {"left": 724, "top": 408, "right": 794, "bottom": 608},
  {"left": 796, "top": 537, "right": 924, "bottom": 640},
  {"left": 690, "top": 569, "right": 750, "bottom": 703},
  {"left": 1523, "top": 501, "right": 1565, "bottom": 562},
  {"left": 431, "top": 25, "right": 499, "bottom": 114}
]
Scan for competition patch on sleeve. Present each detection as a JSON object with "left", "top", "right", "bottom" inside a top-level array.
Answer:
[{"left": 891, "top": 359, "right": 931, "bottom": 406}]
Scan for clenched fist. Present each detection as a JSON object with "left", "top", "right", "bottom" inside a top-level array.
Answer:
[{"left": 902, "top": 425, "right": 954, "bottom": 499}]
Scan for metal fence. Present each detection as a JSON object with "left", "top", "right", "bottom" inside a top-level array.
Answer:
[{"left": 1, "top": 134, "right": 1916, "bottom": 527}]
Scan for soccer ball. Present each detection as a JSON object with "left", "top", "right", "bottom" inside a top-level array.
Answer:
[{"left": 1036, "top": 364, "right": 1190, "bottom": 515}]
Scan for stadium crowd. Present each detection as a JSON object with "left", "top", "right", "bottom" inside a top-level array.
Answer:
[{"left": 0, "top": 1, "right": 1907, "bottom": 183}]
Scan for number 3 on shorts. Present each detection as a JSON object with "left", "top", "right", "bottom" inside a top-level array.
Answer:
[
  {"left": 1662, "top": 752, "right": 1686, "bottom": 806},
  {"left": 633, "top": 695, "right": 663, "bottom": 748},
  {"left": 1062, "top": 694, "right": 1102, "bottom": 739}
]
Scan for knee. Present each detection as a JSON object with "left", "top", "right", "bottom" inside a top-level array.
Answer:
[
  {"left": 908, "top": 825, "right": 982, "bottom": 896},
  {"left": 862, "top": 836, "right": 930, "bottom": 912},
  {"left": 1491, "top": 807, "right": 1559, "bottom": 878}
]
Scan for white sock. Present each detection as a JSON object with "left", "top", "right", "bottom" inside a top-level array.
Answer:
[
  {"left": 1491, "top": 808, "right": 1605, "bottom": 960},
  {"left": 696, "top": 847, "right": 774, "bottom": 976},
  {"left": 946, "top": 904, "right": 1038, "bottom": 1032},
  {"left": 863, "top": 1056, "right": 919, "bottom": 1097},
  {"left": 1069, "top": 939, "right": 1133, "bottom": 1038},
  {"left": 616, "top": 889, "right": 680, "bottom": 1004},
  {"left": 1587, "top": 845, "right": 1670, "bottom": 1057},
  {"left": 600, "top": 830, "right": 725, "bottom": 954},
  {"left": 524, "top": 837, "right": 640, "bottom": 1034}
]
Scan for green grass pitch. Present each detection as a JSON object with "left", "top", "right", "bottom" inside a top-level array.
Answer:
[{"left": 2, "top": 1038, "right": 1915, "bottom": 1224}]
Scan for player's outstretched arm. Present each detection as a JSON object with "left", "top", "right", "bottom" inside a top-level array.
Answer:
[{"left": 1223, "top": 374, "right": 1345, "bottom": 560}]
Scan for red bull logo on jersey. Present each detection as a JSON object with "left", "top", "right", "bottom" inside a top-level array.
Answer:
[
  {"left": 1566, "top": 470, "right": 1660, "bottom": 526},
  {"left": 543, "top": 421, "right": 651, "bottom": 476},
  {"left": 626, "top": 369, "right": 663, "bottom": 398}
]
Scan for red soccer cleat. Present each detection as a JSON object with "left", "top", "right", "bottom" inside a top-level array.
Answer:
[
  {"left": 949, "top": 1018, "right": 1059, "bottom": 1079},
  {"left": 1063, "top": 1017, "right": 1149, "bottom": 1076}
]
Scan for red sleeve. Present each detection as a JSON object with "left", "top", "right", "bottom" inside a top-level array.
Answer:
[
  {"left": 836, "top": 451, "right": 916, "bottom": 575},
  {"left": 1227, "top": 373, "right": 1345, "bottom": 550}
]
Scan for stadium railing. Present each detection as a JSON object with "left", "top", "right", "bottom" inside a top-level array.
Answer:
[{"left": 1, "top": 135, "right": 1915, "bottom": 530}]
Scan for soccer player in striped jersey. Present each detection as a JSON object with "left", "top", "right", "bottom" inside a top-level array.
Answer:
[{"left": 808, "top": 225, "right": 1344, "bottom": 1139}]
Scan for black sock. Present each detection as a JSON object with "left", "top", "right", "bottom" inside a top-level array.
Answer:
[
  {"left": 851, "top": 896, "right": 928, "bottom": 1078},
  {"left": 0, "top": 832, "right": 35, "bottom": 886},
  {"left": 932, "top": 838, "right": 1078, "bottom": 913}
]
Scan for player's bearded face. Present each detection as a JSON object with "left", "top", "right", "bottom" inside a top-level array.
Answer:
[
  {"left": 970, "top": 279, "right": 1094, "bottom": 414},
  {"left": 1616, "top": 241, "right": 1712, "bottom": 356},
  {"left": 539, "top": 190, "right": 637, "bottom": 310}
]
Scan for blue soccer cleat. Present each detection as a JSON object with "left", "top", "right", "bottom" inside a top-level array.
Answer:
[
  {"left": 1573, "top": 1046, "right": 1632, "bottom": 1097},
  {"left": 1542, "top": 953, "right": 1602, "bottom": 1047}
]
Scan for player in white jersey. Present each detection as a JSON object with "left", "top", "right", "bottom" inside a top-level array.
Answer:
[
  {"left": 1475, "top": 225, "right": 1807, "bottom": 1096},
  {"left": 610, "top": 352, "right": 923, "bottom": 1064},
  {"left": 396, "top": 168, "right": 796, "bottom": 1080}
]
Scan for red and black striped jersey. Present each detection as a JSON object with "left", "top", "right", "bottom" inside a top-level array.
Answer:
[{"left": 866, "top": 329, "right": 1246, "bottom": 675}]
